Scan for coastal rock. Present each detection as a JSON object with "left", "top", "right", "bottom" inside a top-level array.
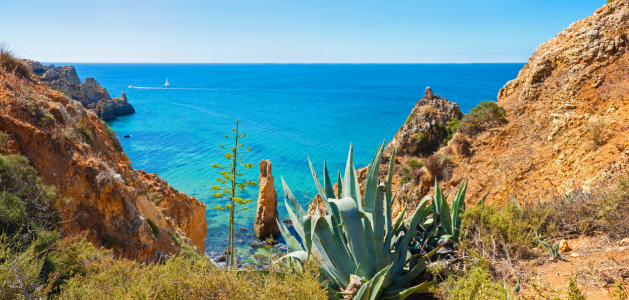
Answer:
[
  {"left": 386, "top": 0, "right": 629, "bottom": 210},
  {"left": 385, "top": 87, "right": 463, "bottom": 157},
  {"left": 25, "top": 60, "right": 135, "bottom": 120},
  {"left": 307, "top": 194, "right": 327, "bottom": 216},
  {"left": 254, "top": 160, "right": 280, "bottom": 240},
  {"left": 0, "top": 68, "right": 205, "bottom": 260}
]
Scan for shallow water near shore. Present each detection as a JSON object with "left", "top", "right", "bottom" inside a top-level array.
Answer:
[{"left": 51, "top": 63, "right": 522, "bottom": 261}]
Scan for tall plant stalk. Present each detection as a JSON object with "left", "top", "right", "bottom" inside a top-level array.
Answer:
[{"left": 212, "top": 120, "right": 257, "bottom": 269}]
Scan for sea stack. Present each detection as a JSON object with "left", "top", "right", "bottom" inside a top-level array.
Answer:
[{"left": 254, "top": 159, "right": 280, "bottom": 240}]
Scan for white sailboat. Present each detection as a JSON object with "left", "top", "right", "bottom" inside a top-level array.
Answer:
[{"left": 163, "top": 77, "right": 169, "bottom": 88}]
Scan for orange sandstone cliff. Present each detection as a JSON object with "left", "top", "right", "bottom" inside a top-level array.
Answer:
[
  {"left": 382, "top": 1, "right": 629, "bottom": 208},
  {"left": 0, "top": 65, "right": 206, "bottom": 260}
]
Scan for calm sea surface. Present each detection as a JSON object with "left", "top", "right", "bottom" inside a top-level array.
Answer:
[{"left": 53, "top": 63, "right": 523, "bottom": 257}]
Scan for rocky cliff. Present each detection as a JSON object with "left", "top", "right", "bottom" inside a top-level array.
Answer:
[
  {"left": 387, "top": 1, "right": 629, "bottom": 208},
  {"left": 0, "top": 66, "right": 205, "bottom": 260},
  {"left": 26, "top": 60, "right": 135, "bottom": 121},
  {"left": 254, "top": 160, "right": 280, "bottom": 239}
]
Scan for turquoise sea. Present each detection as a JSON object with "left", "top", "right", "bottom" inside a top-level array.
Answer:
[{"left": 55, "top": 63, "right": 523, "bottom": 258}]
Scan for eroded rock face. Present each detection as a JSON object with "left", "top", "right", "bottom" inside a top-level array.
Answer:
[
  {"left": 385, "top": 87, "right": 463, "bottom": 156},
  {"left": 25, "top": 60, "right": 135, "bottom": 120},
  {"left": 254, "top": 160, "right": 280, "bottom": 239},
  {"left": 0, "top": 69, "right": 205, "bottom": 260},
  {"left": 389, "top": 1, "right": 629, "bottom": 209}
]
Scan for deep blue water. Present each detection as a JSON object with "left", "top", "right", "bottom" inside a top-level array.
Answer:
[{"left": 50, "top": 63, "right": 523, "bottom": 256}]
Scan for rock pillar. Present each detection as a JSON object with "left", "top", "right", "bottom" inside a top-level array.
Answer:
[{"left": 254, "top": 160, "right": 280, "bottom": 239}]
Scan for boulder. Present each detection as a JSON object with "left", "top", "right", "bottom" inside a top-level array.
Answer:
[{"left": 254, "top": 160, "right": 280, "bottom": 239}]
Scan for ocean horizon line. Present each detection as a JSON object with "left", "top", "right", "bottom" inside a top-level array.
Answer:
[{"left": 42, "top": 61, "right": 527, "bottom": 65}]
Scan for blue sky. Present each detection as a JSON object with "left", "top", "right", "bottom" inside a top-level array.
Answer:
[{"left": 0, "top": 0, "right": 606, "bottom": 63}]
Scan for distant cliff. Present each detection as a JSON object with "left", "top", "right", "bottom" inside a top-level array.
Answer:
[
  {"left": 0, "top": 65, "right": 205, "bottom": 260},
  {"left": 25, "top": 60, "right": 135, "bottom": 121}
]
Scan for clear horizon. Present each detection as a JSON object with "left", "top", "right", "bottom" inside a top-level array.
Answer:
[{"left": 1, "top": 0, "right": 606, "bottom": 63}]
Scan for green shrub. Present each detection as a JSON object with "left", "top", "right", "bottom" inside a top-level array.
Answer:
[
  {"left": 101, "top": 121, "right": 123, "bottom": 151},
  {"left": 567, "top": 274, "right": 587, "bottom": 300},
  {"left": 444, "top": 117, "right": 461, "bottom": 143},
  {"left": 399, "top": 166, "right": 412, "bottom": 184},
  {"left": 405, "top": 112, "right": 414, "bottom": 124},
  {"left": 78, "top": 126, "right": 93, "bottom": 145},
  {"left": 438, "top": 266, "right": 509, "bottom": 300},
  {"left": 0, "top": 42, "right": 33, "bottom": 79},
  {"left": 459, "top": 101, "right": 507, "bottom": 136},
  {"left": 425, "top": 153, "right": 453, "bottom": 181},
  {"left": 147, "top": 219, "right": 159, "bottom": 236},
  {"left": 408, "top": 159, "right": 423, "bottom": 169},
  {"left": 150, "top": 191, "right": 163, "bottom": 206}
]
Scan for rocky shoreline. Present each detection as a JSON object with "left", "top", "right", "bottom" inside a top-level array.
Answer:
[{"left": 25, "top": 60, "right": 135, "bottom": 121}]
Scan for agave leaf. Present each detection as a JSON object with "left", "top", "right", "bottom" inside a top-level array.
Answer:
[
  {"left": 337, "top": 169, "right": 344, "bottom": 199},
  {"left": 313, "top": 215, "right": 356, "bottom": 282},
  {"left": 276, "top": 218, "right": 304, "bottom": 252},
  {"left": 330, "top": 197, "right": 376, "bottom": 277},
  {"left": 312, "top": 234, "right": 350, "bottom": 287},
  {"left": 400, "top": 197, "right": 431, "bottom": 247},
  {"left": 381, "top": 282, "right": 434, "bottom": 300},
  {"left": 394, "top": 242, "right": 445, "bottom": 286},
  {"left": 323, "top": 160, "right": 336, "bottom": 199},
  {"left": 374, "top": 184, "right": 387, "bottom": 270},
  {"left": 354, "top": 280, "right": 373, "bottom": 300},
  {"left": 363, "top": 213, "right": 378, "bottom": 269},
  {"left": 367, "top": 263, "right": 395, "bottom": 300},
  {"left": 282, "top": 176, "right": 306, "bottom": 218},
  {"left": 308, "top": 155, "right": 332, "bottom": 214},
  {"left": 302, "top": 215, "right": 315, "bottom": 259},
  {"left": 343, "top": 143, "right": 362, "bottom": 210},
  {"left": 285, "top": 199, "right": 305, "bottom": 241},
  {"left": 364, "top": 141, "right": 385, "bottom": 214}
]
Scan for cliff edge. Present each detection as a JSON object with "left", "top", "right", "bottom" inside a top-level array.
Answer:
[
  {"left": 387, "top": 1, "right": 629, "bottom": 207},
  {"left": 0, "top": 64, "right": 206, "bottom": 260}
]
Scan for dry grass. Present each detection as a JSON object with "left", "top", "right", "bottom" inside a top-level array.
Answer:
[{"left": 0, "top": 42, "right": 32, "bottom": 79}]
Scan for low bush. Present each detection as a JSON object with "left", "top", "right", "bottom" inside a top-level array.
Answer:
[
  {"left": 587, "top": 121, "right": 613, "bottom": 149},
  {"left": 444, "top": 117, "right": 461, "bottom": 143},
  {"left": 101, "top": 121, "right": 123, "bottom": 151},
  {"left": 399, "top": 166, "right": 412, "bottom": 184},
  {"left": 425, "top": 153, "right": 453, "bottom": 181},
  {"left": 451, "top": 133, "right": 471, "bottom": 156},
  {"left": 408, "top": 158, "right": 423, "bottom": 169},
  {"left": 458, "top": 101, "right": 507, "bottom": 136},
  {"left": 150, "top": 191, "right": 163, "bottom": 206},
  {"left": 78, "top": 126, "right": 93, "bottom": 145},
  {"left": 17, "top": 95, "right": 56, "bottom": 128},
  {"left": 0, "top": 42, "right": 32, "bottom": 79},
  {"left": 437, "top": 265, "right": 509, "bottom": 300}
]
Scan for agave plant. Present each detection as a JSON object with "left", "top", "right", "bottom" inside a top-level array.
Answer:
[
  {"left": 409, "top": 179, "right": 467, "bottom": 257},
  {"left": 276, "top": 142, "right": 468, "bottom": 300},
  {"left": 539, "top": 239, "right": 561, "bottom": 260}
]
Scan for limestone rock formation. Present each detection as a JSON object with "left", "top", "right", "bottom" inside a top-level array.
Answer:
[
  {"left": 0, "top": 68, "right": 205, "bottom": 260},
  {"left": 254, "top": 160, "right": 280, "bottom": 239},
  {"left": 386, "top": 87, "right": 463, "bottom": 157},
  {"left": 25, "top": 60, "right": 135, "bottom": 120}
]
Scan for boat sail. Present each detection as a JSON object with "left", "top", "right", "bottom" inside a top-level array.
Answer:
[{"left": 164, "top": 77, "right": 169, "bottom": 87}]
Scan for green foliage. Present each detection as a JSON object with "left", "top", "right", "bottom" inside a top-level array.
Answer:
[
  {"left": 101, "top": 121, "right": 123, "bottom": 151},
  {"left": 612, "top": 280, "right": 628, "bottom": 300},
  {"left": 444, "top": 117, "right": 460, "bottom": 143},
  {"left": 0, "top": 132, "right": 11, "bottom": 154},
  {"left": 278, "top": 143, "right": 469, "bottom": 299},
  {"left": 439, "top": 266, "right": 509, "bottom": 300},
  {"left": 78, "top": 126, "right": 93, "bottom": 145},
  {"left": 147, "top": 219, "right": 159, "bottom": 236},
  {"left": 149, "top": 191, "right": 163, "bottom": 206},
  {"left": 458, "top": 101, "right": 507, "bottom": 136},
  {"left": 538, "top": 238, "right": 561, "bottom": 260},
  {"left": 0, "top": 42, "right": 33, "bottom": 79},
  {"left": 405, "top": 113, "right": 413, "bottom": 125},
  {"left": 399, "top": 166, "right": 412, "bottom": 184},
  {"left": 408, "top": 159, "right": 423, "bottom": 170},
  {"left": 567, "top": 274, "right": 587, "bottom": 300},
  {"left": 0, "top": 153, "right": 59, "bottom": 241},
  {"left": 211, "top": 120, "right": 257, "bottom": 269},
  {"left": 17, "top": 94, "right": 56, "bottom": 128}
]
